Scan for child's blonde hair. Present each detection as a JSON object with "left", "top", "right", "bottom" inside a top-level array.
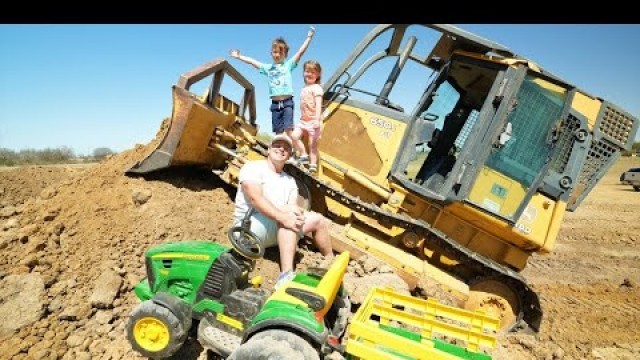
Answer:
[
  {"left": 272, "top": 37, "right": 289, "bottom": 56},
  {"left": 304, "top": 60, "right": 322, "bottom": 84}
]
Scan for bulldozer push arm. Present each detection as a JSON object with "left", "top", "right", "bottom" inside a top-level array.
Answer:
[{"left": 127, "top": 24, "right": 639, "bottom": 333}]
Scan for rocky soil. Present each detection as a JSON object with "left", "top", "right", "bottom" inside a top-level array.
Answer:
[{"left": 1, "top": 130, "right": 638, "bottom": 359}]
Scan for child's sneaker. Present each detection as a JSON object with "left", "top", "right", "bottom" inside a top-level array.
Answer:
[
  {"left": 308, "top": 163, "right": 318, "bottom": 173},
  {"left": 274, "top": 270, "right": 296, "bottom": 290},
  {"left": 298, "top": 155, "right": 310, "bottom": 165}
]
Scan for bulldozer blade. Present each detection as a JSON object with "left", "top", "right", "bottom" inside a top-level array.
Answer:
[{"left": 127, "top": 59, "right": 257, "bottom": 174}]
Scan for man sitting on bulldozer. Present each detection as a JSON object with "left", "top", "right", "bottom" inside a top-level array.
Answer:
[{"left": 232, "top": 133, "right": 334, "bottom": 289}]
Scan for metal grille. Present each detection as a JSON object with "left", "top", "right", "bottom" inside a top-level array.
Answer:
[
  {"left": 505, "top": 82, "right": 562, "bottom": 172},
  {"left": 570, "top": 139, "right": 617, "bottom": 206},
  {"left": 599, "top": 104, "right": 636, "bottom": 148},
  {"left": 486, "top": 77, "right": 564, "bottom": 187},
  {"left": 550, "top": 114, "right": 580, "bottom": 173}
]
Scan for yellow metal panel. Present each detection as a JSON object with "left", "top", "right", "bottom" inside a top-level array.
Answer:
[
  {"left": 541, "top": 200, "right": 567, "bottom": 253},
  {"left": 452, "top": 166, "right": 559, "bottom": 255},
  {"left": 502, "top": 246, "right": 530, "bottom": 270},
  {"left": 326, "top": 197, "right": 352, "bottom": 219},
  {"left": 468, "top": 166, "right": 527, "bottom": 218},
  {"left": 516, "top": 193, "right": 557, "bottom": 248},
  {"left": 320, "top": 102, "right": 407, "bottom": 186},
  {"left": 446, "top": 202, "right": 537, "bottom": 259},
  {"left": 465, "top": 232, "right": 507, "bottom": 264},
  {"left": 352, "top": 212, "right": 404, "bottom": 237},
  {"left": 572, "top": 91, "right": 602, "bottom": 130},
  {"left": 433, "top": 212, "right": 477, "bottom": 247},
  {"left": 530, "top": 77, "right": 567, "bottom": 97}
]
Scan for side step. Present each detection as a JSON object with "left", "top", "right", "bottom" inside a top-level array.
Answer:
[{"left": 197, "top": 317, "right": 242, "bottom": 357}]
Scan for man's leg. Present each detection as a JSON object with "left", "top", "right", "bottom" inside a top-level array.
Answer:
[
  {"left": 276, "top": 227, "right": 299, "bottom": 273},
  {"left": 301, "top": 211, "right": 333, "bottom": 257}
]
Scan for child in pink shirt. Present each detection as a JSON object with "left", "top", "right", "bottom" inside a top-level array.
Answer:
[{"left": 291, "top": 60, "right": 323, "bottom": 172}]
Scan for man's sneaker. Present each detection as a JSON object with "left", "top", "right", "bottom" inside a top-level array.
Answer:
[
  {"left": 298, "top": 155, "right": 310, "bottom": 165},
  {"left": 274, "top": 270, "right": 296, "bottom": 290}
]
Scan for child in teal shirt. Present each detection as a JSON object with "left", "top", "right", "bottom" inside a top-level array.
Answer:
[{"left": 230, "top": 26, "right": 316, "bottom": 138}]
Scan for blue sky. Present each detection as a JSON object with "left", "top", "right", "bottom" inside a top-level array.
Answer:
[{"left": 1, "top": 24, "right": 639, "bottom": 156}]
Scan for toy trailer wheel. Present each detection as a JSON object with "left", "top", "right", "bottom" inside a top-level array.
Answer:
[
  {"left": 228, "top": 329, "right": 320, "bottom": 360},
  {"left": 126, "top": 300, "right": 188, "bottom": 359}
]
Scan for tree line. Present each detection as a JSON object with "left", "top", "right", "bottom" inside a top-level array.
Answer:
[
  {"left": 0, "top": 147, "right": 115, "bottom": 166},
  {"left": 621, "top": 142, "right": 640, "bottom": 157},
  {"left": 0, "top": 140, "right": 637, "bottom": 167}
]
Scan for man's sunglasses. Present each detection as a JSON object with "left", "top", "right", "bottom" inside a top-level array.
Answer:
[{"left": 271, "top": 143, "right": 291, "bottom": 151}]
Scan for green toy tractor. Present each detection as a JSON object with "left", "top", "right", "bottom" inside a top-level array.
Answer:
[
  {"left": 126, "top": 216, "right": 353, "bottom": 359},
  {"left": 126, "top": 224, "right": 500, "bottom": 359}
]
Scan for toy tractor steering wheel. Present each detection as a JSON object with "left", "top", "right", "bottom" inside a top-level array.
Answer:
[{"left": 227, "top": 208, "right": 265, "bottom": 260}]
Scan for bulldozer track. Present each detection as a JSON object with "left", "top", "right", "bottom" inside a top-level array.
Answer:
[{"left": 285, "top": 164, "right": 542, "bottom": 332}]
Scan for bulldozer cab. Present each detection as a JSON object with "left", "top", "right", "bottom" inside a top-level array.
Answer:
[
  {"left": 391, "top": 59, "right": 568, "bottom": 224},
  {"left": 321, "top": 24, "right": 635, "bottom": 225}
]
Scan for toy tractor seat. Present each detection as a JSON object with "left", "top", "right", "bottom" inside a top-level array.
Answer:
[{"left": 268, "top": 252, "right": 350, "bottom": 317}]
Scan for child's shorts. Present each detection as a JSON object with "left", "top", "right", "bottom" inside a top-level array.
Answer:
[
  {"left": 295, "top": 120, "right": 322, "bottom": 140},
  {"left": 270, "top": 98, "right": 295, "bottom": 133}
]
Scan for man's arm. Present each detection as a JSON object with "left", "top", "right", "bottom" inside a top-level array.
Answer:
[
  {"left": 242, "top": 180, "right": 302, "bottom": 231},
  {"left": 229, "top": 49, "right": 261, "bottom": 69},
  {"left": 291, "top": 26, "right": 315, "bottom": 64}
]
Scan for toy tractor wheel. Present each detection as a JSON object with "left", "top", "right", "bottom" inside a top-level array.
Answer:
[
  {"left": 126, "top": 300, "right": 188, "bottom": 359},
  {"left": 228, "top": 329, "right": 320, "bottom": 360},
  {"left": 464, "top": 279, "right": 521, "bottom": 333}
]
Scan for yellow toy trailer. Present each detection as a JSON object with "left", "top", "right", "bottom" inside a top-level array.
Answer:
[{"left": 346, "top": 286, "right": 499, "bottom": 360}]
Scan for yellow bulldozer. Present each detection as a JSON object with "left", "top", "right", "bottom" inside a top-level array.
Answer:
[{"left": 127, "top": 24, "right": 639, "bottom": 332}]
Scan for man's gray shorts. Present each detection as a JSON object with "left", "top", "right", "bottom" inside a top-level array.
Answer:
[{"left": 248, "top": 211, "right": 278, "bottom": 248}]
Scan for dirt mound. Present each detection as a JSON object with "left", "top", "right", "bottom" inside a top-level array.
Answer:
[
  {"left": 0, "top": 122, "right": 398, "bottom": 360},
  {"left": 0, "top": 124, "right": 238, "bottom": 359},
  {"left": 1, "top": 122, "right": 639, "bottom": 360}
]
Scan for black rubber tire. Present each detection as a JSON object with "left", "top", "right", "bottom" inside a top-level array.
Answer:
[
  {"left": 228, "top": 329, "right": 320, "bottom": 360},
  {"left": 126, "top": 300, "right": 188, "bottom": 359},
  {"left": 633, "top": 185, "right": 640, "bottom": 192}
]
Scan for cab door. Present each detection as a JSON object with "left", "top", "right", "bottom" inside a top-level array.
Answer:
[{"left": 458, "top": 66, "right": 569, "bottom": 224}]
